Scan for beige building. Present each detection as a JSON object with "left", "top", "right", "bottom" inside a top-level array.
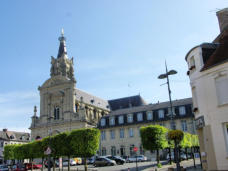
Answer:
[
  {"left": 185, "top": 8, "right": 228, "bottom": 170},
  {"left": 0, "top": 129, "right": 30, "bottom": 164},
  {"left": 98, "top": 96, "right": 195, "bottom": 160},
  {"left": 30, "top": 30, "right": 109, "bottom": 140}
]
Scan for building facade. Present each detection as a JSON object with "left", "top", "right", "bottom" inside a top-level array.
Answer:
[
  {"left": 30, "top": 30, "right": 109, "bottom": 140},
  {"left": 0, "top": 129, "right": 30, "bottom": 164},
  {"left": 98, "top": 97, "right": 195, "bottom": 160},
  {"left": 185, "top": 8, "right": 228, "bottom": 170}
]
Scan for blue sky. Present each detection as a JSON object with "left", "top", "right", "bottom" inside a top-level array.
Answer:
[{"left": 0, "top": 0, "right": 227, "bottom": 132}]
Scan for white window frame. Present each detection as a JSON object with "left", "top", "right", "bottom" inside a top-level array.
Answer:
[
  {"left": 223, "top": 123, "right": 228, "bottom": 155},
  {"left": 137, "top": 113, "right": 143, "bottom": 121},
  {"left": 109, "top": 116, "right": 115, "bottom": 126},
  {"left": 127, "top": 114, "right": 133, "bottom": 123},
  {"left": 120, "top": 128, "right": 124, "bottom": 138},
  {"left": 118, "top": 115, "right": 124, "bottom": 124},
  {"left": 215, "top": 74, "right": 228, "bottom": 106},
  {"left": 110, "top": 130, "right": 115, "bottom": 139},
  {"left": 179, "top": 106, "right": 186, "bottom": 116},
  {"left": 158, "top": 109, "right": 164, "bottom": 119},
  {"left": 100, "top": 118, "right": 106, "bottom": 126},
  {"left": 147, "top": 111, "right": 153, "bottom": 120},
  {"left": 101, "top": 130, "right": 106, "bottom": 141},
  {"left": 129, "top": 128, "right": 134, "bottom": 137},
  {"left": 181, "top": 120, "right": 188, "bottom": 132}
]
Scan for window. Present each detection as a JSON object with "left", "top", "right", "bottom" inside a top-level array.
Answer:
[
  {"left": 147, "top": 111, "right": 153, "bottom": 120},
  {"left": 111, "top": 146, "right": 116, "bottom": 156},
  {"left": 170, "top": 121, "right": 176, "bottom": 130},
  {"left": 54, "top": 106, "right": 60, "bottom": 120},
  {"left": 118, "top": 115, "right": 124, "bottom": 124},
  {"left": 189, "top": 56, "right": 196, "bottom": 70},
  {"left": 0, "top": 142, "right": 3, "bottom": 147},
  {"left": 75, "top": 104, "right": 78, "bottom": 112},
  {"left": 215, "top": 75, "right": 228, "bottom": 105},
  {"left": 158, "top": 110, "right": 164, "bottom": 119},
  {"left": 120, "top": 128, "right": 124, "bottom": 138},
  {"left": 101, "top": 147, "right": 106, "bottom": 156},
  {"left": 140, "top": 145, "right": 144, "bottom": 155},
  {"left": 130, "top": 144, "right": 135, "bottom": 156},
  {"left": 137, "top": 113, "right": 143, "bottom": 121},
  {"left": 181, "top": 120, "right": 188, "bottom": 132},
  {"left": 224, "top": 124, "right": 228, "bottom": 154},
  {"left": 110, "top": 130, "right": 115, "bottom": 139},
  {"left": 109, "top": 117, "right": 115, "bottom": 125},
  {"left": 127, "top": 114, "right": 133, "bottom": 123},
  {"left": 101, "top": 131, "right": 106, "bottom": 141},
  {"left": 100, "top": 118, "right": 106, "bottom": 126},
  {"left": 179, "top": 106, "right": 186, "bottom": 116},
  {"left": 192, "top": 86, "right": 198, "bottom": 110},
  {"left": 168, "top": 107, "right": 175, "bottom": 116},
  {"left": 120, "top": 146, "right": 125, "bottom": 156},
  {"left": 129, "top": 128, "right": 134, "bottom": 137}
]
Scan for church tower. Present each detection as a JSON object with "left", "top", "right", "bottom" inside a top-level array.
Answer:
[{"left": 30, "top": 30, "right": 109, "bottom": 140}]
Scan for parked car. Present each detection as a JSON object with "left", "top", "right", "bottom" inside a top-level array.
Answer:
[
  {"left": 24, "top": 163, "right": 42, "bottom": 170},
  {"left": 93, "top": 157, "right": 116, "bottom": 167},
  {"left": 12, "top": 164, "right": 27, "bottom": 171},
  {"left": 0, "top": 164, "right": 9, "bottom": 171},
  {"left": 128, "top": 155, "right": 147, "bottom": 162},
  {"left": 88, "top": 157, "right": 95, "bottom": 164},
  {"left": 105, "top": 156, "right": 125, "bottom": 165}
]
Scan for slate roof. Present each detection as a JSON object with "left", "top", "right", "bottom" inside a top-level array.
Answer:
[
  {"left": 98, "top": 98, "right": 193, "bottom": 128},
  {"left": 202, "top": 29, "right": 228, "bottom": 71},
  {"left": 107, "top": 97, "right": 192, "bottom": 116},
  {"left": 108, "top": 95, "right": 147, "bottom": 111},
  {"left": 0, "top": 129, "right": 30, "bottom": 142},
  {"left": 75, "top": 88, "right": 110, "bottom": 110}
]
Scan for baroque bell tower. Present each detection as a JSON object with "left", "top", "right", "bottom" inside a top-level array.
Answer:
[{"left": 30, "top": 30, "right": 109, "bottom": 140}]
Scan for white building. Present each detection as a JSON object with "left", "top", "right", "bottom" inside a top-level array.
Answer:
[
  {"left": 185, "top": 8, "right": 228, "bottom": 171},
  {"left": 0, "top": 129, "right": 30, "bottom": 164}
]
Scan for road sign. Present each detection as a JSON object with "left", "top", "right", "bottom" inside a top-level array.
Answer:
[
  {"left": 133, "top": 147, "right": 138, "bottom": 152},
  {"left": 44, "top": 147, "right": 52, "bottom": 155}
]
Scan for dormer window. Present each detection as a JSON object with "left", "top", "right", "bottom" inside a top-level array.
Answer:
[
  {"left": 158, "top": 109, "right": 164, "bottom": 119},
  {"left": 137, "top": 113, "right": 143, "bottom": 121},
  {"left": 179, "top": 106, "right": 186, "bottom": 116},
  {"left": 109, "top": 117, "right": 115, "bottom": 126},
  {"left": 127, "top": 114, "right": 133, "bottom": 123},
  {"left": 147, "top": 111, "right": 153, "bottom": 120},
  {"left": 101, "top": 118, "right": 106, "bottom": 126},
  {"left": 118, "top": 115, "right": 124, "bottom": 124},
  {"left": 10, "top": 135, "right": 15, "bottom": 139}
]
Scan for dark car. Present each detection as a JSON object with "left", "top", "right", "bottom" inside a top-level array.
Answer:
[
  {"left": 106, "top": 156, "right": 125, "bottom": 165},
  {"left": 93, "top": 157, "right": 116, "bottom": 167}
]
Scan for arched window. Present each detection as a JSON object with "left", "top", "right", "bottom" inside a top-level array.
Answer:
[{"left": 54, "top": 106, "right": 60, "bottom": 120}]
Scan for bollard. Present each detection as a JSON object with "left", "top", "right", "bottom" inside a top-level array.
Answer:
[{"left": 128, "top": 168, "right": 130, "bottom": 171}]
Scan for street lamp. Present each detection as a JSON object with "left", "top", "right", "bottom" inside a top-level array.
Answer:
[
  {"left": 158, "top": 62, "right": 180, "bottom": 170},
  {"left": 158, "top": 62, "right": 177, "bottom": 129},
  {"left": 47, "top": 116, "right": 53, "bottom": 171}
]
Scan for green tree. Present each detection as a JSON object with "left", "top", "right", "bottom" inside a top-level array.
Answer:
[
  {"left": 70, "top": 128, "right": 100, "bottom": 171},
  {"left": 4, "top": 145, "right": 15, "bottom": 160},
  {"left": 140, "top": 125, "right": 168, "bottom": 165}
]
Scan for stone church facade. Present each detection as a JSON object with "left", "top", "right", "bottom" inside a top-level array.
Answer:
[{"left": 30, "top": 30, "right": 110, "bottom": 140}]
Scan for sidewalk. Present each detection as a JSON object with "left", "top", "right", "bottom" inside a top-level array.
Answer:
[{"left": 142, "top": 159, "right": 202, "bottom": 171}]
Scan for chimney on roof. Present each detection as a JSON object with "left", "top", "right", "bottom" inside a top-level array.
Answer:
[
  {"left": 3, "top": 128, "right": 7, "bottom": 132},
  {"left": 216, "top": 8, "right": 228, "bottom": 32}
]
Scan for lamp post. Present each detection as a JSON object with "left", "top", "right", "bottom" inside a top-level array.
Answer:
[
  {"left": 158, "top": 62, "right": 177, "bottom": 129},
  {"left": 158, "top": 62, "right": 179, "bottom": 170}
]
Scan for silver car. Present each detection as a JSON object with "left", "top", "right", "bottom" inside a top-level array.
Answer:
[{"left": 0, "top": 165, "right": 8, "bottom": 171}]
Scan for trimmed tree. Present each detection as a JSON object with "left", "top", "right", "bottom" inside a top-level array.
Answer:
[
  {"left": 70, "top": 128, "right": 100, "bottom": 171},
  {"left": 140, "top": 125, "right": 168, "bottom": 166},
  {"left": 168, "top": 130, "right": 184, "bottom": 171}
]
